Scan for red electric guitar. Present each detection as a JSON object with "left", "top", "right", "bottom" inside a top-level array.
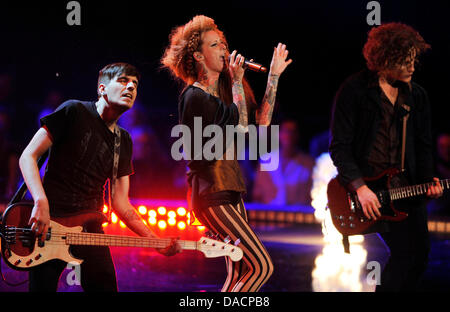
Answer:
[
  {"left": 0, "top": 203, "right": 243, "bottom": 270},
  {"left": 327, "top": 168, "right": 449, "bottom": 236}
]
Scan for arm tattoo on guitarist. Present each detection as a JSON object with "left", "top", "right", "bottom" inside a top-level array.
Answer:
[
  {"left": 232, "top": 80, "right": 248, "bottom": 129},
  {"left": 120, "top": 207, "right": 142, "bottom": 223},
  {"left": 257, "top": 74, "right": 279, "bottom": 126}
]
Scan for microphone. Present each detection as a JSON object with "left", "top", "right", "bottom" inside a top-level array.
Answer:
[{"left": 228, "top": 55, "right": 267, "bottom": 73}]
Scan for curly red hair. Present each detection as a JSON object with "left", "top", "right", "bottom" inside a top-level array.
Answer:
[
  {"left": 363, "top": 22, "right": 430, "bottom": 72},
  {"left": 161, "top": 15, "right": 256, "bottom": 108}
]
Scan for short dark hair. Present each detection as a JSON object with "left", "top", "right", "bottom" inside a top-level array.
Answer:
[
  {"left": 363, "top": 22, "right": 430, "bottom": 72},
  {"left": 97, "top": 63, "right": 141, "bottom": 96}
]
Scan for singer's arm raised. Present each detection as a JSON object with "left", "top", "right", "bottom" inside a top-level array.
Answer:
[
  {"left": 256, "top": 43, "right": 292, "bottom": 126},
  {"left": 229, "top": 50, "right": 248, "bottom": 130}
]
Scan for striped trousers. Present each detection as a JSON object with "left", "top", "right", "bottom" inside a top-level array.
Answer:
[{"left": 194, "top": 199, "right": 274, "bottom": 292}]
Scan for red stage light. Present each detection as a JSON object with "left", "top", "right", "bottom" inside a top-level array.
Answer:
[
  {"left": 157, "top": 206, "right": 167, "bottom": 215},
  {"left": 177, "top": 221, "right": 186, "bottom": 230},
  {"left": 158, "top": 220, "right": 167, "bottom": 229},
  {"left": 177, "top": 207, "right": 186, "bottom": 216},
  {"left": 138, "top": 205, "right": 147, "bottom": 215}
]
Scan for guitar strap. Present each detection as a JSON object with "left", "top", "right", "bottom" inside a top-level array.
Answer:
[
  {"left": 107, "top": 125, "right": 121, "bottom": 223},
  {"left": 400, "top": 104, "right": 410, "bottom": 172}
]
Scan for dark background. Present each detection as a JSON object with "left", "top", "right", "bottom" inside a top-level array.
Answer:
[{"left": 1, "top": 0, "right": 449, "bottom": 154}]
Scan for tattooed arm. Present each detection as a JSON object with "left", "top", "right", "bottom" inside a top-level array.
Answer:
[
  {"left": 229, "top": 50, "right": 248, "bottom": 130},
  {"left": 232, "top": 80, "right": 248, "bottom": 130},
  {"left": 256, "top": 43, "right": 293, "bottom": 126},
  {"left": 112, "top": 175, "right": 181, "bottom": 256},
  {"left": 112, "top": 175, "right": 158, "bottom": 237}
]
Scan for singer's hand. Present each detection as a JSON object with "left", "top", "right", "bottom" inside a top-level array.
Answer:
[
  {"left": 229, "top": 50, "right": 246, "bottom": 82},
  {"left": 269, "top": 43, "right": 293, "bottom": 77}
]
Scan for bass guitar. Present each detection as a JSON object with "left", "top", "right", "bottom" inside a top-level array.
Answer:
[
  {"left": 327, "top": 168, "right": 449, "bottom": 236},
  {"left": 0, "top": 203, "right": 243, "bottom": 270}
]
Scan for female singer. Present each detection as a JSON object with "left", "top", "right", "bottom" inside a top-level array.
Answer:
[{"left": 161, "top": 15, "right": 292, "bottom": 292}]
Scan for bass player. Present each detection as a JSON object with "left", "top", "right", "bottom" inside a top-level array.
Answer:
[{"left": 19, "top": 62, "right": 180, "bottom": 292}]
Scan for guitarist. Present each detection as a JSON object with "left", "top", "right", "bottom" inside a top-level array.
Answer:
[
  {"left": 329, "top": 23, "right": 442, "bottom": 291},
  {"left": 18, "top": 63, "right": 180, "bottom": 292}
]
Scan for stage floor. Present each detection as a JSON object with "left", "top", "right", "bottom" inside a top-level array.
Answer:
[{"left": 1, "top": 223, "right": 449, "bottom": 292}]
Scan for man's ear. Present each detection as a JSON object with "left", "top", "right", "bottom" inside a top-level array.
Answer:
[{"left": 98, "top": 84, "right": 106, "bottom": 96}]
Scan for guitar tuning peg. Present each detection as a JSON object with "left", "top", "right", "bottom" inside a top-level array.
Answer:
[
  {"left": 205, "top": 230, "right": 214, "bottom": 238},
  {"left": 223, "top": 235, "right": 231, "bottom": 244},
  {"left": 234, "top": 238, "right": 241, "bottom": 246}
]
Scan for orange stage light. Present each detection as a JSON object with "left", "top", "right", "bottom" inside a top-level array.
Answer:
[
  {"left": 102, "top": 222, "right": 108, "bottom": 227},
  {"left": 157, "top": 206, "right": 167, "bottom": 215},
  {"left": 177, "top": 221, "right": 186, "bottom": 230},
  {"left": 111, "top": 213, "right": 118, "bottom": 224},
  {"left": 103, "top": 205, "right": 109, "bottom": 214},
  {"left": 148, "top": 210, "right": 157, "bottom": 218},
  {"left": 177, "top": 207, "right": 186, "bottom": 216},
  {"left": 138, "top": 205, "right": 147, "bottom": 215},
  {"left": 167, "top": 210, "right": 176, "bottom": 219},
  {"left": 119, "top": 221, "right": 126, "bottom": 228},
  {"left": 158, "top": 220, "right": 167, "bottom": 229},
  {"left": 197, "top": 226, "right": 206, "bottom": 231},
  {"left": 168, "top": 218, "right": 176, "bottom": 226},
  {"left": 148, "top": 217, "right": 157, "bottom": 225}
]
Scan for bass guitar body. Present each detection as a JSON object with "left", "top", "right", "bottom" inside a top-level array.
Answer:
[{"left": 1, "top": 202, "right": 104, "bottom": 270}]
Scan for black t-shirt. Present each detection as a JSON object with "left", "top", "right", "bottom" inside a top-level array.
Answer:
[{"left": 40, "top": 100, "right": 133, "bottom": 214}]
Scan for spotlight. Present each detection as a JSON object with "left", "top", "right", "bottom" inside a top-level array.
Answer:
[
  {"left": 168, "top": 218, "right": 176, "bottom": 226},
  {"left": 103, "top": 205, "right": 109, "bottom": 214},
  {"left": 148, "top": 217, "right": 157, "bottom": 225},
  {"left": 119, "top": 221, "right": 126, "bottom": 228},
  {"left": 158, "top": 220, "right": 167, "bottom": 229},
  {"left": 157, "top": 206, "right": 167, "bottom": 215},
  {"left": 111, "top": 213, "right": 118, "bottom": 224},
  {"left": 138, "top": 205, "right": 147, "bottom": 215},
  {"left": 177, "top": 207, "right": 187, "bottom": 216},
  {"left": 177, "top": 221, "right": 186, "bottom": 230},
  {"left": 168, "top": 210, "right": 176, "bottom": 219},
  {"left": 148, "top": 210, "right": 157, "bottom": 218}
]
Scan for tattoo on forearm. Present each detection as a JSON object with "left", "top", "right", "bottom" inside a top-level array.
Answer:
[
  {"left": 120, "top": 208, "right": 141, "bottom": 222},
  {"left": 258, "top": 74, "right": 279, "bottom": 125},
  {"left": 232, "top": 80, "right": 248, "bottom": 128}
]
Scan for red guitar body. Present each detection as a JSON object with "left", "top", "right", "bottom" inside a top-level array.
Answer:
[{"left": 326, "top": 168, "right": 408, "bottom": 236}]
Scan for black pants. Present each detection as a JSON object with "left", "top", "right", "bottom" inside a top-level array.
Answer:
[
  {"left": 28, "top": 225, "right": 117, "bottom": 292},
  {"left": 376, "top": 203, "right": 430, "bottom": 292}
]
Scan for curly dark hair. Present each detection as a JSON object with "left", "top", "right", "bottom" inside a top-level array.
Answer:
[
  {"left": 363, "top": 22, "right": 430, "bottom": 72},
  {"left": 161, "top": 15, "right": 256, "bottom": 109}
]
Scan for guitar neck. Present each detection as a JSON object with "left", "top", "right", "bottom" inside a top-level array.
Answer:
[
  {"left": 389, "top": 178, "right": 450, "bottom": 201},
  {"left": 65, "top": 232, "right": 197, "bottom": 250}
]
